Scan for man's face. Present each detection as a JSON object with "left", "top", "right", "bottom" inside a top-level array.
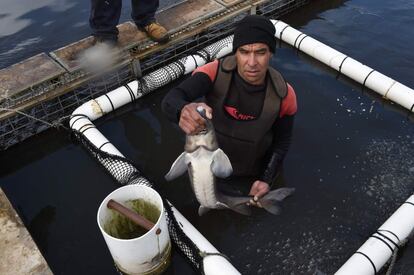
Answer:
[{"left": 235, "top": 43, "right": 272, "bottom": 85}]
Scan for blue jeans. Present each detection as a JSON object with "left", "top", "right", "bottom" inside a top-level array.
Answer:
[{"left": 89, "top": 0, "right": 159, "bottom": 41}]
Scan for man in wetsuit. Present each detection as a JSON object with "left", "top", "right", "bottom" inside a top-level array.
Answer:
[{"left": 162, "top": 15, "right": 297, "bottom": 207}]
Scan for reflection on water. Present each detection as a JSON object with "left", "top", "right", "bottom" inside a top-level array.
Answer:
[
  {"left": 28, "top": 205, "right": 56, "bottom": 253},
  {"left": 0, "top": 37, "right": 42, "bottom": 56},
  {"left": 0, "top": 0, "right": 89, "bottom": 68},
  {"left": 0, "top": 0, "right": 70, "bottom": 37},
  {"left": 0, "top": 0, "right": 413, "bottom": 274}
]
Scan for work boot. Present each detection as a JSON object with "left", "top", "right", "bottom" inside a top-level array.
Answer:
[{"left": 141, "top": 22, "right": 169, "bottom": 43}]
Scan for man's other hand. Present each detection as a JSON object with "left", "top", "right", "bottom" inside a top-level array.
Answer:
[{"left": 248, "top": 180, "right": 270, "bottom": 208}]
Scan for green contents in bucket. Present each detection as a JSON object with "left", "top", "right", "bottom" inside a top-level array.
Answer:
[{"left": 104, "top": 199, "right": 160, "bottom": 239}]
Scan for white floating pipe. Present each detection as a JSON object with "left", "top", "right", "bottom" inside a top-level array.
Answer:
[
  {"left": 271, "top": 20, "right": 414, "bottom": 112},
  {"left": 167, "top": 202, "right": 241, "bottom": 275},
  {"left": 336, "top": 195, "right": 414, "bottom": 274},
  {"left": 70, "top": 35, "right": 239, "bottom": 274},
  {"left": 269, "top": 19, "right": 414, "bottom": 273}
]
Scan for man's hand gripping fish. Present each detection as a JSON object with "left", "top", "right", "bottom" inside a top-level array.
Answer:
[{"left": 165, "top": 106, "right": 294, "bottom": 216}]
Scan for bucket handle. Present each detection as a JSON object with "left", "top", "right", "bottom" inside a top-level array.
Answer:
[{"left": 107, "top": 199, "right": 161, "bottom": 235}]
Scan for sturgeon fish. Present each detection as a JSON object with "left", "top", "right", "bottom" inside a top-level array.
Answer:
[{"left": 165, "top": 106, "right": 295, "bottom": 216}]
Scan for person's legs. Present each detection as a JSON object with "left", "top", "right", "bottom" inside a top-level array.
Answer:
[
  {"left": 131, "top": 0, "right": 169, "bottom": 43},
  {"left": 131, "top": 0, "right": 159, "bottom": 27},
  {"left": 89, "top": 0, "right": 122, "bottom": 43}
]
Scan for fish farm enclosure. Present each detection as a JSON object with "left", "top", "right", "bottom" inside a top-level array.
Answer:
[{"left": 0, "top": 0, "right": 414, "bottom": 274}]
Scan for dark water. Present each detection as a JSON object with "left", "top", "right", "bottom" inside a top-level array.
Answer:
[{"left": 1, "top": 0, "right": 414, "bottom": 274}]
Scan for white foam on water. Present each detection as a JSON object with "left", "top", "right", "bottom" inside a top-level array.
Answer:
[{"left": 353, "top": 137, "right": 414, "bottom": 214}]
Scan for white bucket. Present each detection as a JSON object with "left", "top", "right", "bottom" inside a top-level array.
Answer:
[{"left": 97, "top": 185, "right": 171, "bottom": 274}]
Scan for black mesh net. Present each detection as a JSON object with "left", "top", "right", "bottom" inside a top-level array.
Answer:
[
  {"left": 163, "top": 201, "right": 204, "bottom": 269},
  {"left": 72, "top": 130, "right": 204, "bottom": 271},
  {"left": 136, "top": 61, "right": 186, "bottom": 99},
  {"left": 133, "top": 34, "right": 233, "bottom": 102}
]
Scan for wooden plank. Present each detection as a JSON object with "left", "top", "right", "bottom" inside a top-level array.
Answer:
[
  {"left": 132, "top": 1, "right": 258, "bottom": 60},
  {"left": 157, "top": 0, "right": 225, "bottom": 34},
  {"left": 0, "top": 188, "right": 53, "bottom": 275},
  {"left": 50, "top": 22, "right": 146, "bottom": 72},
  {"left": 0, "top": 53, "right": 65, "bottom": 100},
  {"left": 214, "top": 0, "right": 244, "bottom": 8}
]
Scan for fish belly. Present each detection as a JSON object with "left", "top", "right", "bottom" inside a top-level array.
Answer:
[{"left": 190, "top": 156, "right": 219, "bottom": 208}]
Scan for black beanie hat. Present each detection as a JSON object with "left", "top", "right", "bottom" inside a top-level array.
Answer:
[{"left": 233, "top": 15, "right": 276, "bottom": 53}]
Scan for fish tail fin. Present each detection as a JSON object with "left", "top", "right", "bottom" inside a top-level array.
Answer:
[
  {"left": 264, "top": 187, "right": 295, "bottom": 202},
  {"left": 258, "top": 187, "right": 295, "bottom": 215},
  {"left": 221, "top": 196, "right": 252, "bottom": 216},
  {"left": 260, "top": 200, "right": 282, "bottom": 215}
]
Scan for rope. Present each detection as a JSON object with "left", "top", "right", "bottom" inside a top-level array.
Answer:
[
  {"left": 383, "top": 80, "right": 397, "bottom": 99},
  {"left": 99, "top": 141, "right": 111, "bottom": 150},
  {"left": 404, "top": 201, "right": 414, "bottom": 207},
  {"left": 362, "top": 69, "right": 375, "bottom": 88},
  {"left": 191, "top": 54, "right": 199, "bottom": 68},
  {"left": 279, "top": 25, "right": 290, "bottom": 42},
  {"left": 104, "top": 94, "right": 115, "bottom": 112},
  {"left": 375, "top": 231, "right": 399, "bottom": 249},
  {"left": 371, "top": 235, "right": 394, "bottom": 253},
  {"left": 385, "top": 248, "right": 399, "bottom": 275},
  {"left": 297, "top": 35, "right": 308, "bottom": 51},
  {"left": 124, "top": 84, "right": 136, "bottom": 102},
  {"left": 338, "top": 56, "right": 349, "bottom": 75},
  {"left": 377, "top": 229, "right": 400, "bottom": 243},
  {"left": 355, "top": 251, "right": 377, "bottom": 274},
  {"left": 0, "top": 107, "right": 69, "bottom": 130},
  {"left": 384, "top": 228, "right": 414, "bottom": 275},
  {"left": 293, "top": 33, "right": 305, "bottom": 48},
  {"left": 69, "top": 114, "right": 90, "bottom": 128}
]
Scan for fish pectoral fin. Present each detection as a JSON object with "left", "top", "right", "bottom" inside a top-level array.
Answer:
[
  {"left": 216, "top": 202, "right": 229, "bottom": 209},
  {"left": 260, "top": 200, "right": 282, "bottom": 215},
  {"left": 211, "top": 149, "right": 233, "bottom": 178},
  {"left": 165, "top": 152, "right": 189, "bottom": 181},
  {"left": 263, "top": 187, "right": 295, "bottom": 202},
  {"left": 198, "top": 206, "right": 210, "bottom": 216}
]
